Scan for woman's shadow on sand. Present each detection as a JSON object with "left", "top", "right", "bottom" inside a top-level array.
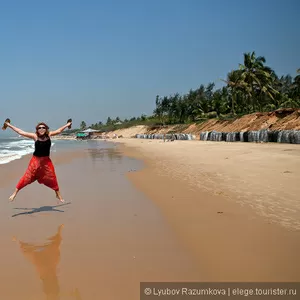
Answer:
[{"left": 11, "top": 202, "right": 71, "bottom": 218}]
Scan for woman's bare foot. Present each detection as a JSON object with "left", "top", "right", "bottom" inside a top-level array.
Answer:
[
  {"left": 9, "top": 189, "right": 19, "bottom": 202},
  {"left": 55, "top": 191, "right": 65, "bottom": 203},
  {"left": 9, "top": 194, "right": 16, "bottom": 202}
]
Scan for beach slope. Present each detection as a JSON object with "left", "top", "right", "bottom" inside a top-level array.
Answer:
[{"left": 116, "top": 138, "right": 300, "bottom": 281}]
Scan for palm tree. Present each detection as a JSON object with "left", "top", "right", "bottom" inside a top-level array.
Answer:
[
  {"left": 238, "top": 51, "right": 278, "bottom": 111},
  {"left": 290, "top": 69, "right": 300, "bottom": 102},
  {"left": 212, "top": 87, "right": 229, "bottom": 117},
  {"left": 222, "top": 70, "right": 243, "bottom": 115},
  {"left": 151, "top": 52, "right": 298, "bottom": 124},
  {"left": 80, "top": 121, "right": 86, "bottom": 130}
]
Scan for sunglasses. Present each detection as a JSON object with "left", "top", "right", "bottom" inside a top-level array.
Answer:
[{"left": 38, "top": 126, "right": 46, "bottom": 130}]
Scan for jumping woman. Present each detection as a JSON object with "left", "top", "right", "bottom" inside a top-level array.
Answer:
[{"left": 3, "top": 119, "right": 72, "bottom": 203}]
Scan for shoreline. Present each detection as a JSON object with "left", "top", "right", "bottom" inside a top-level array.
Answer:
[
  {"left": 0, "top": 142, "right": 203, "bottom": 299},
  {"left": 0, "top": 148, "right": 87, "bottom": 190},
  {"left": 113, "top": 138, "right": 300, "bottom": 281}
]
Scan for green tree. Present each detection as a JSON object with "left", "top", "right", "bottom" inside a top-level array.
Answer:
[
  {"left": 106, "top": 117, "right": 112, "bottom": 125},
  {"left": 80, "top": 121, "right": 86, "bottom": 130},
  {"left": 238, "top": 51, "right": 278, "bottom": 111},
  {"left": 222, "top": 70, "right": 243, "bottom": 115}
]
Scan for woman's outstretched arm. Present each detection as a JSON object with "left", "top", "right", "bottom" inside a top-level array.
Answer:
[
  {"left": 49, "top": 121, "right": 72, "bottom": 137},
  {"left": 5, "top": 123, "right": 36, "bottom": 140}
]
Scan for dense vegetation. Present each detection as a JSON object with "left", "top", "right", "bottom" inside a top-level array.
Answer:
[{"left": 76, "top": 52, "right": 299, "bottom": 132}]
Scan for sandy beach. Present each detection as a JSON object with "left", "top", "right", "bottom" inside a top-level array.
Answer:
[
  {"left": 1, "top": 138, "right": 300, "bottom": 299},
  {"left": 113, "top": 138, "right": 300, "bottom": 281}
]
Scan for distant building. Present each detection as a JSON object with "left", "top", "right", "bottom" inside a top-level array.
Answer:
[{"left": 76, "top": 128, "right": 101, "bottom": 139}]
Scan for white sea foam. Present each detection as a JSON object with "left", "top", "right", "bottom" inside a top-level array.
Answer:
[
  {"left": 0, "top": 138, "right": 56, "bottom": 165},
  {"left": 0, "top": 139, "right": 34, "bottom": 164}
]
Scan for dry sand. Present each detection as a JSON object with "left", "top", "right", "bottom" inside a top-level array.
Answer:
[{"left": 113, "top": 138, "right": 300, "bottom": 281}]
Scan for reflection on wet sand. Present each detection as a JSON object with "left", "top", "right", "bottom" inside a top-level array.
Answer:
[
  {"left": 13, "top": 225, "right": 81, "bottom": 300},
  {"left": 87, "top": 148, "right": 123, "bottom": 171},
  {"left": 86, "top": 147, "right": 123, "bottom": 166}
]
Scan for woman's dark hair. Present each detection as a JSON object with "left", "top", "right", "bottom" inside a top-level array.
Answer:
[{"left": 35, "top": 122, "right": 49, "bottom": 137}]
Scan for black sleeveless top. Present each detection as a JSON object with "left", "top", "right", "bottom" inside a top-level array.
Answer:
[{"left": 33, "top": 138, "right": 51, "bottom": 157}]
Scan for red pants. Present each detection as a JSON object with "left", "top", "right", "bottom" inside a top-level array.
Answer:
[{"left": 16, "top": 155, "right": 59, "bottom": 191}]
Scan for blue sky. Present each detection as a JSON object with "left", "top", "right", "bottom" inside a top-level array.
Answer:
[{"left": 0, "top": 0, "right": 299, "bottom": 133}]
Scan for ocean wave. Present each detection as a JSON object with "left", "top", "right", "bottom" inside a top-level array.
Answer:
[
  {"left": 0, "top": 138, "right": 33, "bottom": 164},
  {"left": 0, "top": 151, "right": 32, "bottom": 164},
  {"left": 0, "top": 138, "right": 53, "bottom": 165}
]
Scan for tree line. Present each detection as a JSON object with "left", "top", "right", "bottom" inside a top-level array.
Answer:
[{"left": 78, "top": 51, "right": 299, "bottom": 131}]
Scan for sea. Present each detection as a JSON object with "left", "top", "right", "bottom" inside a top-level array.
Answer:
[{"left": 0, "top": 136, "right": 99, "bottom": 165}]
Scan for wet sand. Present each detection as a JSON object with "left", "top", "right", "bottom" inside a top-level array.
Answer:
[
  {"left": 0, "top": 142, "right": 202, "bottom": 300},
  {"left": 113, "top": 138, "right": 300, "bottom": 282}
]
